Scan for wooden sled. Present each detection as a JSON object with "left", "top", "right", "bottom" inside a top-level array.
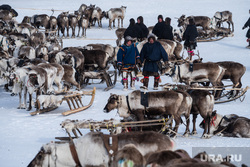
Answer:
[
  {"left": 30, "top": 87, "right": 96, "bottom": 116},
  {"left": 59, "top": 117, "right": 173, "bottom": 139}
]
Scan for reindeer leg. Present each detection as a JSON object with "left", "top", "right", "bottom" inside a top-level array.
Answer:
[
  {"left": 192, "top": 114, "right": 198, "bottom": 135},
  {"left": 24, "top": 87, "right": 27, "bottom": 109},
  {"left": 113, "top": 20, "right": 115, "bottom": 28},
  {"left": 18, "top": 92, "right": 22, "bottom": 109},
  {"left": 27, "top": 93, "right": 32, "bottom": 111},
  {"left": 118, "top": 18, "right": 120, "bottom": 28},
  {"left": 183, "top": 114, "right": 190, "bottom": 137}
]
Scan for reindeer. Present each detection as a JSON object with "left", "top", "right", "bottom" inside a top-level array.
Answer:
[
  {"left": 35, "top": 44, "right": 49, "bottom": 61},
  {"left": 177, "top": 15, "right": 211, "bottom": 30},
  {"left": 211, "top": 11, "right": 234, "bottom": 32},
  {"left": 91, "top": 6, "right": 104, "bottom": 27},
  {"left": 77, "top": 14, "right": 89, "bottom": 37},
  {"left": 28, "top": 131, "right": 174, "bottom": 167},
  {"left": 115, "top": 28, "right": 126, "bottom": 46},
  {"left": 104, "top": 90, "right": 192, "bottom": 137},
  {"left": 57, "top": 11, "right": 69, "bottom": 38},
  {"left": 104, "top": 6, "right": 127, "bottom": 29},
  {"left": 0, "top": 8, "right": 18, "bottom": 21},
  {"left": 30, "top": 14, "right": 50, "bottom": 35},
  {"left": 68, "top": 13, "right": 78, "bottom": 38},
  {"left": 77, "top": 4, "right": 87, "bottom": 15},
  {"left": 30, "top": 32, "right": 46, "bottom": 48}
]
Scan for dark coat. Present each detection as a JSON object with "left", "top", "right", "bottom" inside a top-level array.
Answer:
[
  {"left": 140, "top": 41, "right": 168, "bottom": 73},
  {"left": 152, "top": 22, "right": 173, "bottom": 40},
  {"left": 136, "top": 23, "right": 149, "bottom": 39},
  {"left": 117, "top": 43, "right": 140, "bottom": 66},
  {"left": 165, "top": 24, "right": 174, "bottom": 40},
  {"left": 243, "top": 17, "right": 250, "bottom": 38},
  {"left": 124, "top": 24, "right": 143, "bottom": 39},
  {"left": 183, "top": 24, "right": 198, "bottom": 49}
]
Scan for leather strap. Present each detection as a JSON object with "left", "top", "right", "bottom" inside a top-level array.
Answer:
[{"left": 69, "top": 140, "right": 82, "bottom": 167}]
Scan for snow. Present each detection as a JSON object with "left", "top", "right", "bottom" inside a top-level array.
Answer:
[{"left": 0, "top": 0, "right": 250, "bottom": 166}]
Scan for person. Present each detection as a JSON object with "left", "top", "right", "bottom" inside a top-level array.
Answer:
[
  {"left": 123, "top": 18, "right": 143, "bottom": 40},
  {"left": 182, "top": 18, "right": 198, "bottom": 60},
  {"left": 165, "top": 17, "right": 174, "bottom": 40},
  {"left": 140, "top": 34, "right": 168, "bottom": 90},
  {"left": 242, "top": 10, "right": 250, "bottom": 48},
  {"left": 152, "top": 15, "right": 172, "bottom": 40},
  {"left": 136, "top": 16, "right": 149, "bottom": 41},
  {"left": 117, "top": 36, "right": 141, "bottom": 90}
]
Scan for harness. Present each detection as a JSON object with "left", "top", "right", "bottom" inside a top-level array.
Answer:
[
  {"left": 100, "top": 133, "right": 118, "bottom": 165},
  {"left": 69, "top": 140, "right": 82, "bottom": 167},
  {"left": 214, "top": 12, "right": 223, "bottom": 21}
]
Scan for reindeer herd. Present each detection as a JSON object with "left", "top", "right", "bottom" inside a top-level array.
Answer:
[{"left": 1, "top": 3, "right": 250, "bottom": 167}]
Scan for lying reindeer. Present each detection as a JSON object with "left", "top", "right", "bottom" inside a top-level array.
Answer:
[{"left": 200, "top": 111, "right": 250, "bottom": 138}]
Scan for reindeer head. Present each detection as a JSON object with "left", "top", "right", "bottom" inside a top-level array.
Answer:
[
  {"left": 177, "top": 15, "right": 186, "bottom": 27},
  {"left": 27, "top": 144, "right": 53, "bottom": 167},
  {"left": 162, "top": 62, "right": 176, "bottom": 76},
  {"left": 103, "top": 94, "right": 120, "bottom": 113}
]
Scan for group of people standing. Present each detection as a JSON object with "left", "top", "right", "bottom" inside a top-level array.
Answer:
[{"left": 117, "top": 15, "right": 199, "bottom": 91}]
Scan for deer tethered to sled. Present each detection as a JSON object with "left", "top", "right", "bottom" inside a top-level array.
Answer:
[
  {"left": 176, "top": 11, "right": 234, "bottom": 42},
  {"left": 30, "top": 87, "right": 96, "bottom": 116},
  {"left": 162, "top": 61, "right": 249, "bottom": 104}
]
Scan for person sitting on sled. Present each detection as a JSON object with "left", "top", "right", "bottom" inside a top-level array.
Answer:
[
  {"left": 242, "top": 9, "right": 250, "bottom": 48},
  {"left": 117, "top": 36, "right": 141, "bottom": 90},
  {"left": 182, "top": 18, "right": 198, "bottom": 60}
]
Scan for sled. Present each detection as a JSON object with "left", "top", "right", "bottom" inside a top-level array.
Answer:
[
  {"left": 30, "top": 87, "right": 96, "bottom": 116},
  {"left": 58, "top": 117, "right": 173, "bottom": 139},
  {"left": 161, "top": 84, "right": 249, "bottom": 104},
  {"left": 81, "top": 67, "right": 118, "bottom": 91},
  {"left": 196, "top": 27, "right": 232, "bottom": 42}
]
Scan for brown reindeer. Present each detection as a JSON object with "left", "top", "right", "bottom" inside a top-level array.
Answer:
[
  {"left": 91, "top": 6, "right": 104, "bottom": 27},
  {"left": 216, "top": 61, "right": 245, "bottom": 97},
  {"left": 104, "top": 90, "right": 192, "bottom": 137},
  {"left": 30, "top": 14, "right": 50, "bottom": 35},
  {"left": 115, "top": 28, "right": 126, "bottom": 46},
  {"left": 211, "top": 11, "right": 234, "bottom": 32},
  {"left": 57, "top": 12, "right": 69, "bottom": 38},
  {"left": 104, "top": 6, "right": 127, "bottom": 29},
  {"left": 188, "top": 89, "right": 215, "bottom": 138},
  {"left": 77, "top": 14, "right": 89, "bottom": 37},
  {"left": 68, "top": 13, "right": 78, "bottom": 38},
  {"left": 178, "top": 15, "right": 211, "bottom": 30}
]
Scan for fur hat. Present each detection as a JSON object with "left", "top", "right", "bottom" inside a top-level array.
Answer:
[
  {"left": 158, "top": 15, "right": 163, "bottom": 21},
  {"left": 147, "top": 33, "right": 156, "bottom": 41},
  {"left": 125, "top": 36, "right": 133, "bottom": 44}
]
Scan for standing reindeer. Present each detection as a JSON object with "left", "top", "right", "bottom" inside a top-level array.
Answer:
[
  {"left": 211, "top": 11, "right": 234, "bottom": 32},
  {"left": 104, "top": 6, "right": 127, "bottom": 29}
]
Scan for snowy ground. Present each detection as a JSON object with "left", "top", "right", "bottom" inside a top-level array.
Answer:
[{"left": 0, "top": 0, "right": 250, "bottom": 166}]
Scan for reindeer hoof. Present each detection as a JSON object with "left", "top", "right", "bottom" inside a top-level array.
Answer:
[
  {"left": 201, "top": 134, "right": 210, "bottom": 139},
  {"left": 183, "top": 132, "right": 190, "bottom": 137},
  {"left": 192, "top": 131, "right": 198, "bottom": 135}
]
